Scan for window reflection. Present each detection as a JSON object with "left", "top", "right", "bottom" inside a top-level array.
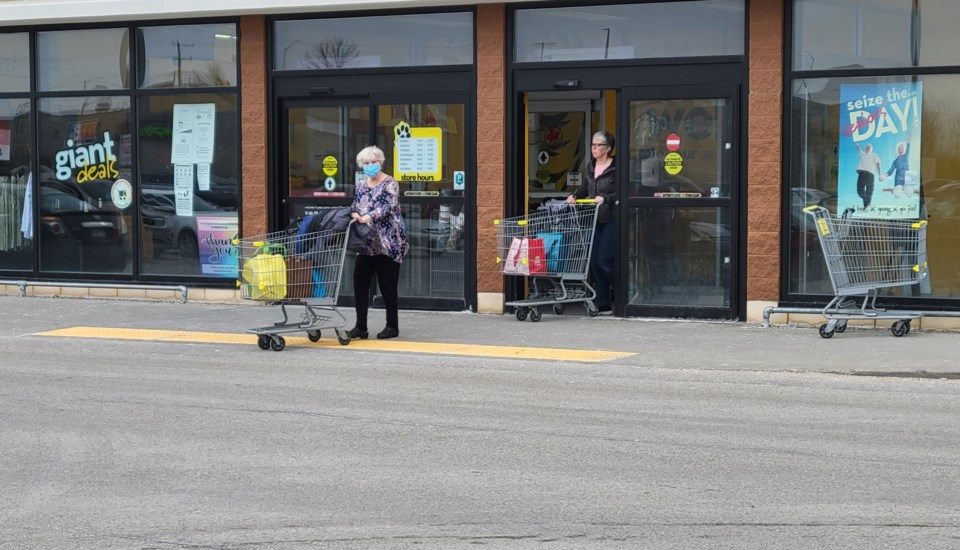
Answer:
[
  {"left": 0, "top": 99, "right": 33, "bottom": 271},
  {"left": 0, "top": 34, "right": 30, "bottom": 93},
  {"left": 274, "top": 13, "right": 473, "bottom": 70},
  {"left": 287, "top": 106, "right": 369, "bottom": 200},
  {"left": 37, "top": 97, "right": 132, "bottom": 273},
  {"left": 38, "top": 29, "right": 129, "bottom": 91},
  {"left": 789, "top": 74, "right": 960, "bottom": 298},
  {"left": 628, "top": 206, "right": 731, "bottom": 307},
  {"left": 515, "top": 1, "right": 744, "bottom": 62},
  {"left": 795, "top": 0, "right": 960, "bottom": 71},
  {"left": 397, "top": 204, "right": 465, "bottom": 300},
  {"left": 138, "top": 24, "right": 238, "bottom": 88},
  {"left": 139, "top": 94, "right": 238, "bottom": 276},
  {"left": 628, "top": 98, "right": 731, "bottom": 199}
]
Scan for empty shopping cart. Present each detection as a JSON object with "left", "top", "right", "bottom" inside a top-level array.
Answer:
[{"left": 803, "top": 205, "right": 928, "bottom": 338}]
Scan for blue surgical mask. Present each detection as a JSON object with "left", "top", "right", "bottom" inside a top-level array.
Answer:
[{"left": 362, "top": 163, "right": 381, "bottom": 178}]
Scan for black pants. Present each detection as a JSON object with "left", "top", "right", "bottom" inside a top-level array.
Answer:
[
  {"left": 856, "top": 170, "right": 875, "bottom": 208},
  {"left": 353, "top": 254, "right": 401, "bottom": 331}
]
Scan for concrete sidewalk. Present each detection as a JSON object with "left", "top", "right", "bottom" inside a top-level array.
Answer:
[{"left": 1, "top": 295, "right": 956, "bottom": 376}]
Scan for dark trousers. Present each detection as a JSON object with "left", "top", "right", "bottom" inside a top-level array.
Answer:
[
  {"left": 591, "top": 222, "right": 616, "bottom": 309},
  {"left": 353, "top": 254, "right": 401, "bottom": 331},
  {"left": 856, "top": 170, "right": 875, "bottom": 208}
]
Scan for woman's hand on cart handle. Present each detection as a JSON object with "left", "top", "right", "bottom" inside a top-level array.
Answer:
[{"left": 351, "top": 212, "right": 372, "bottom": 225}]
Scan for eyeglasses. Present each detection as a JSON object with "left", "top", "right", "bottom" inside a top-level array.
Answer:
[{"left": 591, "top": 143, "right": 609, "bottom": 148}]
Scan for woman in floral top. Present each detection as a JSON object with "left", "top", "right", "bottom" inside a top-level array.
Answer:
[{"left": 348, "top": 145, "right": 410, "bottom": 340}]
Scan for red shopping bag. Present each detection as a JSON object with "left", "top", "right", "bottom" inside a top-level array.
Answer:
[{"left": 527, "top": 237, "right": 546, "bottom": 274}]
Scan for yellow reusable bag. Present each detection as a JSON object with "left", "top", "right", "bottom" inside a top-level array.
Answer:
[{"left": 241, "top": 244, "right": 288, "bottom": 300}]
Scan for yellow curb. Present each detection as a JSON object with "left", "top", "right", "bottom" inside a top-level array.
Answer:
[{"left": 35, "top": 327, "right": 635, "bottom": 363}]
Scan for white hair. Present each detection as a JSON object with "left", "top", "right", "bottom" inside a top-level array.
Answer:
[{"left": 356, "top": 145, "right": 385, "bottom": 166}]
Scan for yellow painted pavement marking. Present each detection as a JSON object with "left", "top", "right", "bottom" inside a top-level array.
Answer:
[{"left": 35, "top": 327, "right": 635, "bottom": 363}]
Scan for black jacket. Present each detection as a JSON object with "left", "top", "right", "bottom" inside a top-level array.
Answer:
[{"left": 574, "top": 158, "right": 617, "bottom": 224}]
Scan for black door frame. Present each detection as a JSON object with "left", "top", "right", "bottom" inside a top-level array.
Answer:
[
  {"left": 271, "top": 71, "right": 477, "bottom": 311},
  {"left": 619, "top": 83, "right": 741, "bottom": 320},
  {"left": 508, "top": 61, "right": 748, "bottom": 319}
]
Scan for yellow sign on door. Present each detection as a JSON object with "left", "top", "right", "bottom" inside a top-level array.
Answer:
[
  {"left": 663, "top": 152, "right": 683, "bottom": 175},
  {"left": 322, "top": 155, "right": 338, "bottom": 176}
]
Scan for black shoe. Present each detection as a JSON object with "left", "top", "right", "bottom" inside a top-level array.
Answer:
[
  {"left": 377, "top": 326, "right": 399, "bottom": 340},
  {"left": 347, "top": 327, "right": 368, "bottom": 339}
]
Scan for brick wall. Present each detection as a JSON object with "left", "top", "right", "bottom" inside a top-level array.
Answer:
[
  {"left": 746, "top": 0, "right": 784, "bottom": 301},
  {"left": 239, "top": 16, "right": 268, "bottom": 237},
  {"left": 475, "top": 4, "right": 506, "bottom": 295}
]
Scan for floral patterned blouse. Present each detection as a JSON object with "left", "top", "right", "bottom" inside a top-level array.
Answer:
[{"left": 352, "top": 174, "right": 411, "bottom": 263}]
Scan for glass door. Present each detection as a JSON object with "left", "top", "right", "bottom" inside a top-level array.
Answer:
[
  {"left": 525, "top": 98, "right": 592, "bottom": 212},
  {"left": 620, "top": 85, "right": 739, "bottom": 318},
  {"left": 279, "top": 94, "right": 469, "bottom": 309}
]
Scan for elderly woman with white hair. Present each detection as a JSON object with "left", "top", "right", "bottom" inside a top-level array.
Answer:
[{"left": 348, "top": 145, "right": 410, "bottom": 340}]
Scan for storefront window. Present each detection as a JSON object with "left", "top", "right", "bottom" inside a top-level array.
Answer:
[
  {"left": 795, "top": 0, "right": 960, "bottom": 70},
  {"left": 0, "top": 98, "right": 33, "bottom": 271},
  {"left": 37, "top": 28, "right": 129, "bottom": 91},
  {"left": 0, "top": 33, "right": 30, "bottom": 93},
  {"left": 788, "top": 74, "right": 960, "bottom": 298},
  {"left": 37, "top": 96, "right": 133, "bottom": 273},
  {"left": 628, "top": 206, "right": 731, "bottom": 307},
  {"left": 274, "top": 13, "right": 473, "bottom": 70},
  {"left": 514, "top": 0, "right": 744, "bottom": 62},
  {"left": 138, "top": 94, "right": 238, "bottom": 277},
  {"left": 138, "top": 24, "right": 238, "bottom": 88}
]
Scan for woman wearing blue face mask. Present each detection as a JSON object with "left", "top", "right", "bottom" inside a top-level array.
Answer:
[{"left": 348, "top": 145, "right": 410, "bottom": 340}]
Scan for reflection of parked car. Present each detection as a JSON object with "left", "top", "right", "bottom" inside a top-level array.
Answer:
[
  {"left": 140, "top": 171, "right": 238, "bottom": 210},
  {"left": 40, "top": 180, "right": 124, "bottom": 244},
  {"left": 39, "top": 179, "right": 127, "bottom": 271},
  {"left": 141, "top": 189, "right": 236, "bottom": 258}
]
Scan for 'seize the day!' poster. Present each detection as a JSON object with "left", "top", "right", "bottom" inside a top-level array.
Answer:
[{"left": 838, "top": 82, "right": 922, "bottom": 220}]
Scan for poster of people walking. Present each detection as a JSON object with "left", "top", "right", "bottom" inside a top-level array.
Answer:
[{"left": 837, "top": 81, "right": 922, "bottom": 220}]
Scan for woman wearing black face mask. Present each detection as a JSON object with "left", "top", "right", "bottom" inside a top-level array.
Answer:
[
  {"left": 567, "top": 130, "right": 617, "bottom": 315},
  {"left": 348, "top": 145, "right": 410, "bottom": 340}
]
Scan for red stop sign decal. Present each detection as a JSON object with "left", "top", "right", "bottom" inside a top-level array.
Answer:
[{"left": 666, "top": 133, "right": 681, "bottom": 152}]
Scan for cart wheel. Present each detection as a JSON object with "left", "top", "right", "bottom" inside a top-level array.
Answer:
[
  {"left": 891, "top": 321, "right": 908, "bottom": 337},
  {"left": 553, "top": 304, "right": 566, "bottom": 315},
  {"left": 586, "top": 303, "right": 599, "bottom": 317},
  {"left": 307, "top": 330, "right": 321, "bottom": 342},
  {"left": 903, "top": 320, "right": 911, "bottom": 335},
  {"left": 257, "top": 335, "right": 271, "bottom": 350},
  {"left": 818, "top": 324, "right": 835, "bottom": 339},
  {"left": 515, "top": 307, "right": 529, "bottom": 321},
  {"left": 835, "top": 321, "right": 848, "bottom": 333},
  {"left": 336, "top": 331, "right": 351, "bottom": 345},
  {"left": 270, "top": 335, "right": 286, "bottom": 351},
  {"left": 529, "top": 308, "right": 542, "bottom": 322}
]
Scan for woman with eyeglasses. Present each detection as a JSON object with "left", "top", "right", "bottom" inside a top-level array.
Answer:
[
  {"left": 566, "top": 130, "right": 617, "bottom": 315},
  {"left": 348, "top": 145, "right": 410, "bottom": 340}
]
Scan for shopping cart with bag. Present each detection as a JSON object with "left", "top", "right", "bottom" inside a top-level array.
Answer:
[
  {"left": 235, "top": 221, "right": 354, "bottom": 351},
  {"left": 803, "top": 205, "right": 928, "bottom": 338},
  {"left": 494, "top": 201, "right": 599, "bottom": 322}
]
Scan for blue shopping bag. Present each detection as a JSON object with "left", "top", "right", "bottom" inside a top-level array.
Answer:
[
  {"left": 537, "top": 232, "right": 564, "bottom": 272},
  {"left": 311, "top": 266, "right": 328, "bottom": 298}
]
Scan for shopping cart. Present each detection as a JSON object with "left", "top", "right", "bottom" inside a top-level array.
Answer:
[
  {"left": 495, "top": 201, "right": 599, "bottom": 322},
  {"left": 803, "top": 205, "right": 928, "bottom": 338},
  {"left": 234, "top": 222, "right": 353, "bottom": 351},
  {"left": 427, "top": 208, "right": 465, "bottom": 298}
]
